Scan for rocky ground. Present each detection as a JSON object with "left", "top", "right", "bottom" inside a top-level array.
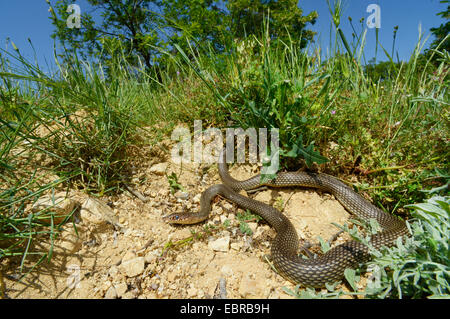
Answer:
[{"left": 1, "top": 144, "right": 369, "bottom": 299}]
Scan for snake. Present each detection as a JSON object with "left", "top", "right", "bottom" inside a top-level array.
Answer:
[{"left": 164, "top": 150, "right": 409, "bottom": 287}]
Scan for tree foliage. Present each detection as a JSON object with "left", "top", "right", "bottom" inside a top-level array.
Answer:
[
  {"left": 47, "top": 0, "right": 317, "bottom": 69},
  {"left": 227, "top": 0, "right": 317, "bottom": 48},
  {"left": 429, "top": 0, "right": 449, "bottom": 53},
  {"left": 162, "top": 0, "right": 230, "bottom": 53},
  {"left": 364, "top": 58, "right": 402, "bottom": 83},
  {"left": 47, "top": 0, "right": 165, "bottom": 70}
]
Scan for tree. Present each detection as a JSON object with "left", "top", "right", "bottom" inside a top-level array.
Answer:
[
  {"left": 162, "top": 0, "right": 230, "bottom": 53},
  {"left": 48, "top": 0, "right": 165, "bottom": 70},
  {"left": 162, "top": 0, "right": 318, "bottom": 58},
  {"left": 227, "top": 0, "right": 317, "bottom": 48},
  {"left": 414, "top": 0, "right": 449, "bottom": 72},
  {"left": 429, "top": 0, "right": 449, "bottom": 53},
  {"left": 364, "top": 58, "right": 401, "bottom": 83},
  {"left": 47, "top": 0, "right": 318, "bottom": 70}
]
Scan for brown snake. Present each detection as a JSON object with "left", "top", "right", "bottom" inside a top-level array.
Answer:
[{"left": 164, "top": 150, "right": 409, "bottom": 287}]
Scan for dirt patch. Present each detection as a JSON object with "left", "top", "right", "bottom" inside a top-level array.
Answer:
[{"left": 2, "top": 145, "right": 363, "bottom": 299}]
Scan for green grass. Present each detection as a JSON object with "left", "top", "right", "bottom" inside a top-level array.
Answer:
[
  {"left": 0, "top": 4, "right": 448, "bottom": 297},
  {"left": 181, "top": 16, "right": 448, "bottom": 211}
]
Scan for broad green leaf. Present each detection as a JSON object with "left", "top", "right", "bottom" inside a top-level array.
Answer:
[
  {"left": 344, "top": 268, "right": 358, "bottom": 292},
  {"left": 318, "top": 236, "right": 331, "bottom": 253}
]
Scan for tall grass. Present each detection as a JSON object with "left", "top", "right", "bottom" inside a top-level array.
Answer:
[
  {"left": 0, "top": 38, "right": 230, "bottom": 269},
  {"left": 168, "top": 11, "right": 447, "bottom": 203},
  {"left": 0, "top": 44, "right": 140, "bottom": 267}
]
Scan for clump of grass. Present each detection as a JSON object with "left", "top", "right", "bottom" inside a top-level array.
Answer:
[
  {"left": 0, "top": 186, "right": 78, "bottom": 273},
  {"left": 0, "top": 42, "right": 142, "bottom": 273},
  {"left": 0, "top": 95, "right": 77, "bottom": 272},
  {"left": 1, "top": 42, "right": 183, "bottom": 194},
  {"left": 169, "top": 11, "right": 447, "bottom": 210},
  {"left": 172, "top": 27, "right": 331, "bottom": 168},
  {"left": 0, "top": 37, "right": 226, "bottom": 274}
]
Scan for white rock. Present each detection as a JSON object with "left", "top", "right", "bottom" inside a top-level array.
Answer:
[
  {"left": 157, "top": 189, "right": 169, "bottom": 197},
  {"left": 247, "top": 222, "right": 258, "bottom": 234},
  {"left": 220, "top": 265, "right": 234, "bottom": 277},
  {"left": 208, "top": 235, "right": 230, "bottom": 252},
  {"left": 230, "top": 242, "right": 241, "bottom": 251},
  {"left": 31, "top": 193, "right": 77, "bottom": 224},
  {"left": 254, "top": 225, "right": 270, "bottom": 239},
  {"left": 149, "top": 162, "right": 168, "bottom": 175},
  {"left": 118, "top": 257, "right": 145, "bottom": 277},
  {"left": 157, "top": 282, "right": 164, "bottom": 294},
  {"left": 104, "top": 286, "right": 117, "bottom": 299},
  {"left": 174, "top": 191, "right": 189, "bottom": 200},
  {"left": 80, "top": 197, "right": 118, "bottom": 226},
  {"left": 144, "top": 250, "right": 159, "bottom": 264},
  {"left": 169, "top": 283, "right": 177, "bottom": 290},
  {"left": 114, "top": 282, "right": 128, "bottom": 297},
  {"left": 222, "top": 202, "right": 233, "bottom": 210},
  {"left": 122, "top": 290, "right": 137, "bottom": 299},
  {"left": 186, "top": 287, "right": 197, "bottom": 297},
  {"left": 121, "top": 251, "right": 136, "bottom": 263},
  {"left": 192, "top": 193, "right": 202, "bottom": 203}
]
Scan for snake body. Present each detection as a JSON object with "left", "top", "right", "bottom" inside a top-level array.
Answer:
[{"left": 164, "top": 151, "right": 409, "bottom": 287}]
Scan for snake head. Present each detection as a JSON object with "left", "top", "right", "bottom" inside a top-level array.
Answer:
[
  {"left": 162, "top": 213, "right": 183, "bottom": 224},
  {"left": 163, "top": 212, "right": 205, "bottom": 225}
]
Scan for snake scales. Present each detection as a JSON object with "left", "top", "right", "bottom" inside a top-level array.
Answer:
[{"left": 164, "top": 150, "right": 409, "bottom": 287}]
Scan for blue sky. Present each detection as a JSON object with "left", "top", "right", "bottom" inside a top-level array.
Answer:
[
  {"left": 0, "top": 0, "right": 447, "bottom": 73},
  {"left": 300, "top": 0, "right": 447, "bottom": 63}
]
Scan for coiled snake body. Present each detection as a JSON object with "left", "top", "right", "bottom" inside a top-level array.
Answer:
[{"left": 164, "top": 151, "right": 409, "bottom": 287}]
